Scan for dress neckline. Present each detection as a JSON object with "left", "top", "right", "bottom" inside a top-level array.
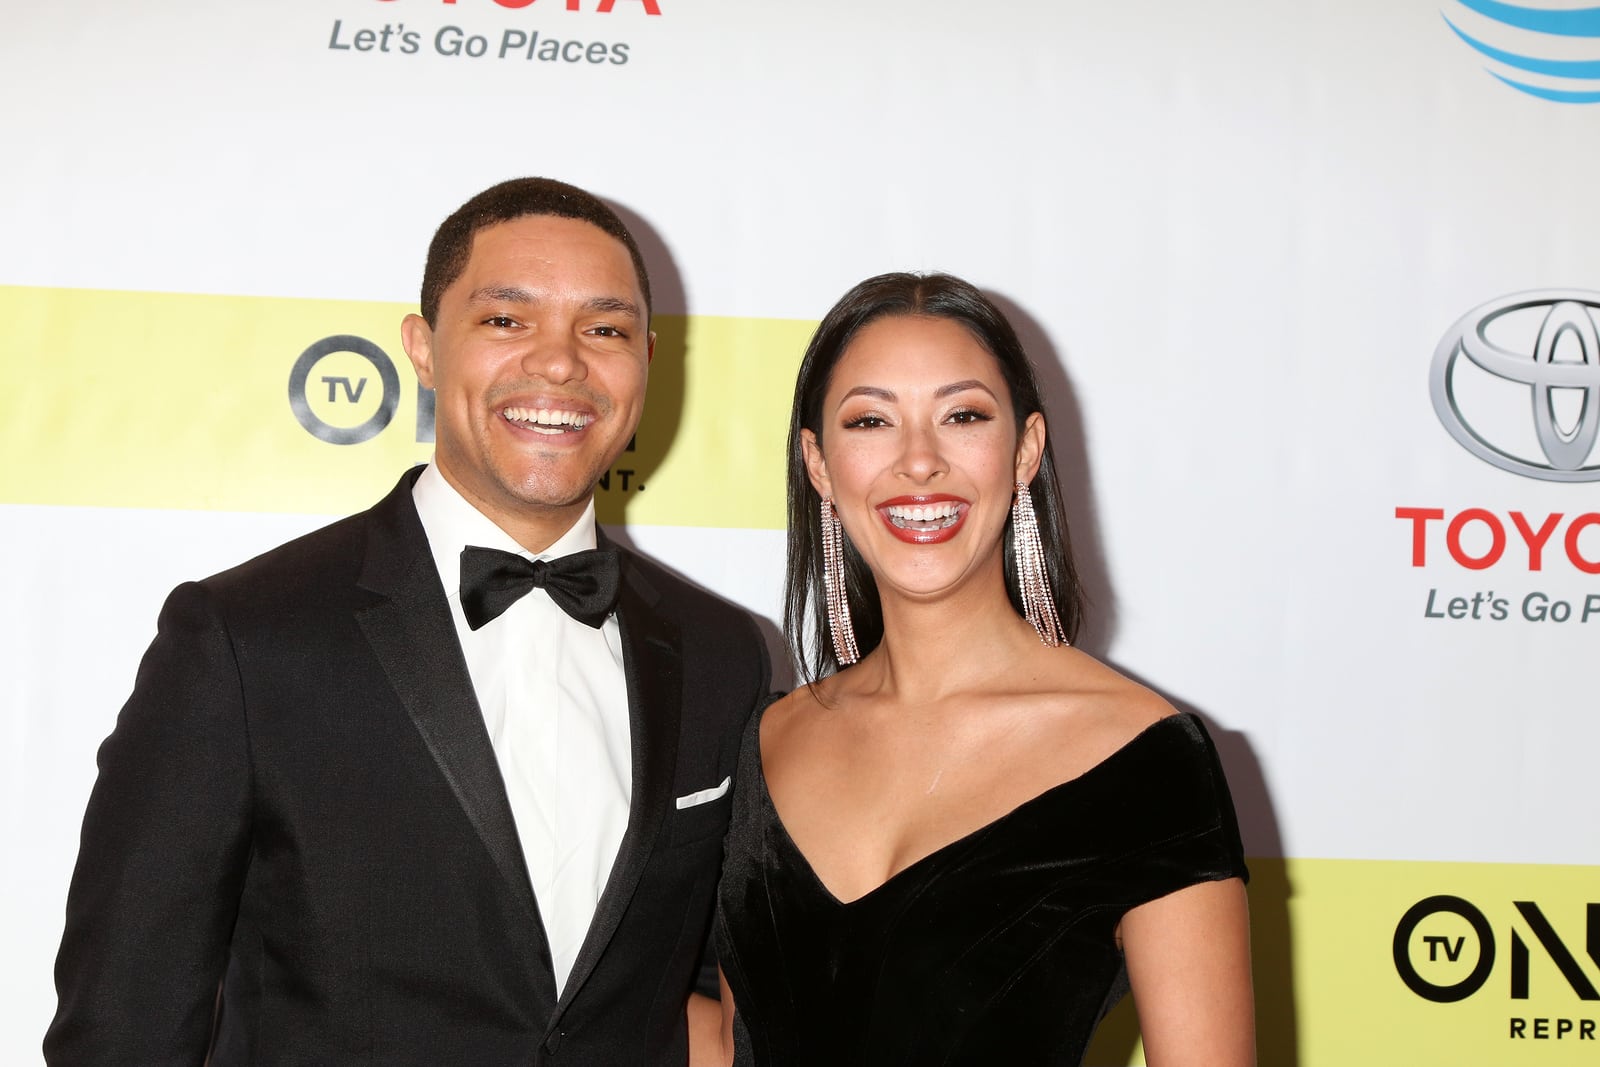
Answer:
[{"left": 757, "top": 710, "right": 1193, "bottom": 908}]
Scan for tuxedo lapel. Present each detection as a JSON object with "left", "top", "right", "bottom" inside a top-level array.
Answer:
[
  {"left": 351, "top": 472, "right": 554, "bottom": 991},
  {"left": 554, "top": 546, "right": 683, "bottom": 1017}
]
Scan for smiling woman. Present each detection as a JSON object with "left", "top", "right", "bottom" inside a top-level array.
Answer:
[
  {"left": 800, "top": 314, "right": 1043, "bottom": 605},
  {"left": 783, "top": 273, "right": 1082, "bottom": 678},
  {"left": 700, "top": 273, "right": 1256, "bottom": 1067}
]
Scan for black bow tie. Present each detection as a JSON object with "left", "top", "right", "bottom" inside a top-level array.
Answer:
[{"left": 459, "top": 545, "right": 621, "bottom": 631}]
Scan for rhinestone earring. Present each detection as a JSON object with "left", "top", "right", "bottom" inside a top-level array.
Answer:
[
  {"left": 1012, "top": 481, "right": 1064, "bottom": 647},
  {"left": 821, "top": 497, "right": 861, "bottom": 665}
]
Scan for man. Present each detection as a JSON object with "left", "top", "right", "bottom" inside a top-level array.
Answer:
[{"left": 45, "top": 178, "right": 769, "bottom": 1064}]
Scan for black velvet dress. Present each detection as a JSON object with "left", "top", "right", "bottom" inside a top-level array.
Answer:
[{"left": 714, "top": 709, "right": 1248, "bottom": 1066}]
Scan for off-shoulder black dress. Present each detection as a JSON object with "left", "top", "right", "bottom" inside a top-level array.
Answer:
[{"left": 714, "top": 710, "right": 1248, "bottom": 1066}]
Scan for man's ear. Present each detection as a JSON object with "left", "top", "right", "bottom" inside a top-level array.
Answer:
[
  {"left": 800, "top": 429, "right": 832, "bottom": 500},
  {"left": 1014, "top": 412, "right": 1046, "bottom": 484},
  {"left": 646, "top": 330, "right": 656, "bottom": 365},
  {"left": 400, "top": 313, "right": 436, "bottom": 389}
]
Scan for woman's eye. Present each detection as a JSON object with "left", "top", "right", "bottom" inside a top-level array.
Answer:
[
  {"left": 843, "top": 414, "right": 887, "bottom": 430},
  {"left": 948, "top": 409, "right": 993, "bottom": 425}
]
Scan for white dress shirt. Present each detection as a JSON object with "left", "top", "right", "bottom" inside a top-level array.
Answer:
[{"left": 412, "top": 463, "right": 632, "bottom": 995}]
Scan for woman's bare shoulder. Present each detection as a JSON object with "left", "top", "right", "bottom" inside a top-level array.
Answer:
[
  {"left": 758, "top": 681, "right": 835, "bottom": 761},
  {"left": 1026, "top": 648, "right": 1183, "bottom": 772}
]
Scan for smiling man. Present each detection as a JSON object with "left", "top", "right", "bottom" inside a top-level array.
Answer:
[{"left": 46, "top": 178, "right": 770, "bottom": 1066}]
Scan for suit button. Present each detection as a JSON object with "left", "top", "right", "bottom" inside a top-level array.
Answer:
[{"left": 544, "top": 1030, "right": 563, "bottom": 1055}]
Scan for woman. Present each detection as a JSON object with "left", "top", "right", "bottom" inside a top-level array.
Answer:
[{"left": 701, "top": 273, "right": 1253, "bottom": 1065}]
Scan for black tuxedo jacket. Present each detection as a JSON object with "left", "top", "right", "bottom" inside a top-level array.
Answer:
[{"left": 45, "top": 469, "right": 770, "bottom": 1066}]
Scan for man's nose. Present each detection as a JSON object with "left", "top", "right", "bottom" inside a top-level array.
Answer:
[{"left": 521, "top": 327, "right": 586, "bottom": 383}]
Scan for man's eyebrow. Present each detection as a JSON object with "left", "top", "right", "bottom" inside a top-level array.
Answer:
[
  {"left": 464, "top": 288, "right": 641, "bottom": 319},
  {"left": 582, "top": 295, "right": 642, "bottom": 318},
  {"left": 467, "top": 285, "right": 536, "bottom": 305}
]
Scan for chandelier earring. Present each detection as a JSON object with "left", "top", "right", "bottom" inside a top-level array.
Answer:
[
  {"left": 821, "top": 497, "right": 861, "bottom": 665},
  {"left": 1011, "top": 480, "right": 1065, "bottom": 647}
]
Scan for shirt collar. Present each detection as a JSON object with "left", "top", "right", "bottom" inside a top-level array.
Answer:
[{"left": 412, "top": 462, "right": 599, "bottom": 597}]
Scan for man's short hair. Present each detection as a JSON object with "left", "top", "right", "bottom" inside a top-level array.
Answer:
[{"left": 419, "top": 177, "right": 652, "bottom": 327}]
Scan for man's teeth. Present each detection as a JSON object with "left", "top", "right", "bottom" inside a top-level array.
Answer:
[
  {"left": 503, "top": 407, "right": 590, "bottom": 433},
  {"left": 884, "top": 502, "right": 962, "bottom": 529}
]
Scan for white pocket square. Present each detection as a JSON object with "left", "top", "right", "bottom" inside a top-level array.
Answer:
[{"left": 675, "top": 776, "right": 732, "bottom": 810}]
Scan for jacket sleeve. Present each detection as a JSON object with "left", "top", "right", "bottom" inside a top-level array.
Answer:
[
  {"left": 691, "top": 613, "right": 774, "bottom": 1002},
  {"left": 45, "top": 581, "right": 254, "bottom": 1066}
]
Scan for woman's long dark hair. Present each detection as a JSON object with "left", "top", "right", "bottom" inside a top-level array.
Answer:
[{"left": 784, "top": 272, "right": 1085, "bottom": 683}]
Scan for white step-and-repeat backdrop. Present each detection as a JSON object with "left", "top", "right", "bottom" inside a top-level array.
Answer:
[{"left": 4, "top": 2, "right": 1598, "bottom": 1063}]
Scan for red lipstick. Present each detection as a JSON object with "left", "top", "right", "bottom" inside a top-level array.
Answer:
[{"left": 874, "top": 495, "right": 969, "bottom": 544}]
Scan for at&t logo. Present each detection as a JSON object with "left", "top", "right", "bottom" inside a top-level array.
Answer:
[
  {"left": 1431, "top": 290, "right": 1600, "bottom": 483},
  {"left": 1442, "top": 1, "right": 1600, "bottom": 104}
]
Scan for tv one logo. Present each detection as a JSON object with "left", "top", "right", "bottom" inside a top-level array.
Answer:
[
  {"left": 1394, "top": 895, "right": 1600, "bottom": 1040},
  {"left": 1431, "top": 290, "right": 1600, "bottom": 483},
  {"left": 287, "top": 335, "right": 432, "bottom": 446}
]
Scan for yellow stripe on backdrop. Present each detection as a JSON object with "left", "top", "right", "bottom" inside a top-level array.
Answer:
[
  {"left": 1085, "top": 857, "right": 1600, "bottom": 1065},
  {"left": 2, "top": 286, "right": 812, "bottom": 527}
]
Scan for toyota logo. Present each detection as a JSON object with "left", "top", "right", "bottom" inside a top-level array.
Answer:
[{"left": 1430, "top": 290, "right": 1600, "bottom": 483}]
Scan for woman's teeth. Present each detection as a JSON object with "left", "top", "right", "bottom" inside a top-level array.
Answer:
[
  {"left": 884, "top": 503, "right": 961, "bottom": 530},
  {"left": 503, "top": 407, "right": 590, "bottom": 434}
]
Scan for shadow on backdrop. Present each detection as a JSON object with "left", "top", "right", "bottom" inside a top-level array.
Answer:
[
  {"left": 988, "top": 290, "right": 1299, "bottom": 1064},
  {"left": 597, "top": 200, "right": 688, "bottom": 523},
  {"left": 1079, "top": 674, "right": 1300, "bottom": 1065},
  {"left": 600, "top": 199, "right": 791, "bottom": 687},
  {"left": 984, "top": 291, "right": 1118, "bottom": 657}
]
